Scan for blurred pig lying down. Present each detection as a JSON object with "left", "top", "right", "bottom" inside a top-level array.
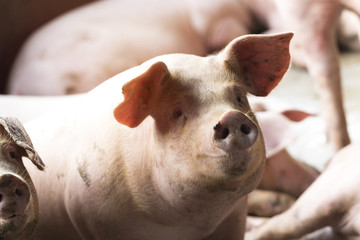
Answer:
[
  {"left": 246, "top": 141, "right": 360, "bottom": 240},
  {"left": 0, "top": 33, "right": 293, "bottom": 239}
]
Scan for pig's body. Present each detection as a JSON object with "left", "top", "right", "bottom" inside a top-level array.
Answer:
[
  {"left": 8, "top": 0, "right": 209, "bottom": 95},
  {"left": 247, "top": 141, "right": 360, "bottom": 240},
  {"left": 18, "top": 33, "right": 292, "bottom": 239},
  {"left": 0, "top": 117, "right": 44, "bottom": 240}
]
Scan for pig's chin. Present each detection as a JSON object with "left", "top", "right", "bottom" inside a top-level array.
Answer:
[
  {"left": 0, "top": 215, "right": 27, "bottom": 238},
  {"left": 198, "top": 146, "right": 265, "bottom": 192}
]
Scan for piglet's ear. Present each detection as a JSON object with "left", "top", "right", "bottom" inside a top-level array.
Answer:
[
  {"left": 220, "top": 32, "right": 293, "bottom": 96},
  {"left": 0, "top": 117, "right": 45, "bottom": 171},
  {"left": 114, "top": 61, "right": 170, "bottom": 128}
]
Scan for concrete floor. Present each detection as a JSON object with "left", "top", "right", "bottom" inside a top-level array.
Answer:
[{"left": 269, "top": 52, "right": 360, "bottom": 171}]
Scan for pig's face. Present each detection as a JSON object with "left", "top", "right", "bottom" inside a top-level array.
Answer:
[
  {"left": 114, "top": 33, "right": 292, "bottom": 197},
  {"left": 147, "top": 56, "right": 265, "bottom": 194},
  {"left": 0, "top": 117, "right": 44, "bottom": 240}
]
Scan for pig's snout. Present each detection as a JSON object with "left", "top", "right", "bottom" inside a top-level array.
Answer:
[
  {"left": 213, "top": 111, "right": 258, "bottom": 152},
  {"left": 0, "top": 174, "right": 30, "bottom": 219}
]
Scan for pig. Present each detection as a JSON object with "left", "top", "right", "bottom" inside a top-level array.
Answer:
[
  {"left": 17, "top": 33, "right": 293, "bottom": 240},
  {"left": 246, "top": 141, "right": 360, "bottom": 240},
  {"left": 0, "top": 117, "right": 45, "bottom": 240},
  {"left": 251, "top": 98, "right": 319, "bottom": 197},
  {"left": 247, "top": 100, "right": 319, "bottom": 217},
  {"left": 0, "top": 0, "right": 96, "bottom": 93},
  {"left": 7, "top": 0, "right": 360, "bottom": 152}
]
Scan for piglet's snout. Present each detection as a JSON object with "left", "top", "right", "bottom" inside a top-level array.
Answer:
[
  {"left": 213, "top": 111, "right": 258, "bottom": 152},
  {"left": 0, "top": 174, "right": 30, "bottom": 219}
]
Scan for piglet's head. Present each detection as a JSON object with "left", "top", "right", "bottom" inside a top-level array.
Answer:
[
  {"left": 113, "top": 33, "right": 292, "bottom": 195},
  {"left": 0, "top": 117, "right": 44, "bottom": 240}
]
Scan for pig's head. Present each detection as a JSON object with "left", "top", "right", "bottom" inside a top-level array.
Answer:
[
  {"left": 0, "top": 117, "right": 44, "bottom": 240},
  {"left": 114, "top": 33, "right": 292, "bottom": 204}
]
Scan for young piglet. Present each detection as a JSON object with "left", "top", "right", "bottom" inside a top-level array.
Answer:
[
  {"left": 0, "top": 117, "right": 44, "bottom": 240},
  {"left": 22, "top": 33, "right": 292, "bottom": 240},
  {"left": 246, "top": 141, "right": 360, "bottom": 240}
]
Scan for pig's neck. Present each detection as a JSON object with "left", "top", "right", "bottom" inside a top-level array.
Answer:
[
  {"left": 118, "top": 119, "right": 241, "bottom": 232},
  {"left": 85, "top": 81, "right": 243, "bottom": 231}
]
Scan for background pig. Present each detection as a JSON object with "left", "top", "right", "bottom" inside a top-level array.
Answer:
[
  {"left": 19, "top": 33, "right": 292, "bottom": 240},
  {"left": 250, "top": 98, "right": 319, "bottom": 197},
  {"left": 0, "top": 117, "right": 44, "bottom": 240},
  {"left": 247, "top": 100, "right": 319, "bottom": 217},
  {"left": 246, "top": 141, "right": 360, "bottom": 240},
  {"left": 0, "top": 0, "right": 95, "bottom": 94}
]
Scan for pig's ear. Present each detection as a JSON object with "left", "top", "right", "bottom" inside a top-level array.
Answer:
[
  {"left": 220, "top": 32, "right": 293, "bottom": 96},
  {"left": 0, "top": 117, "right": 45, "bottom": 171},
  {"left": 114, "top": 62, "right": 170, "bottom": 128},
  {"left": 281, "top": 110, "right": 315, "bottom": 122}
]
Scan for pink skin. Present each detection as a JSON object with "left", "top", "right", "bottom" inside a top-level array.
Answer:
[
  {"left": 251, "top": 98, "right": 319, "bottom": 197},
  {"left": 247, "top": 101, "right": 319, "bottom": 217},
  {"left": 18, "top": 33, "right": 292, "bottom": 240},
  {"left": 8, "top": 0, "right": 359, "bottom": 151},
  {"left": 0, "top": 117, "right": 44, "bottom": 240},
  {"left": 246, "top": 141, "right": 360, "bottom": 240},
  {"left": 247, "top": 190, "right": 295, "bottom": 217}
]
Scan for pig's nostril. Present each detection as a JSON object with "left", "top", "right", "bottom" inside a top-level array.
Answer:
[
  {"left": 0, "top": 194, "right": 2, "bottom": 202},
  {"left": 214, "top": 122, "right": 230, "bottom": 140},
  {"left": 213, "top": 122, "right": 221, "bottom": 131},
  {"left": 240, "top": 124, "right": 251, "bottom": 135},
  {"left": 220, "top": 128, "right": 229, "bottom": 139},
  {"left": 14, "top": 189, "right": 23, "bottom": 197}
]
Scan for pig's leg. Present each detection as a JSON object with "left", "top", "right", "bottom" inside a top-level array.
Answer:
[
  {"left": 301, "top": 30, "right": 350, "bottom": 151},
  {"left": 258, "top": 150, "right": 319, "bottom": 197},
  {"left": 205, "top": 197, "right": 247, "bottom": 240},
  {"left": 248, "top": 169, "right": 342, "bottom": 239},
  {"left": 274, "top": 0, "right": 350, "bottom": 151},
  {"left": 247, "top": 190, "right": 295, "bottom": 217}
]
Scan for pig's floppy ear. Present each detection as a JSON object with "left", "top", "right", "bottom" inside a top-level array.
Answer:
[
  {"left": 0, "top": 117, "right": 45, "bottom": 171},
  {"left": 221, "top": 32, "right": 293, "bottom": 96},
  {"left": 114, "top": 61, "right": 170, "bottom": 128}
]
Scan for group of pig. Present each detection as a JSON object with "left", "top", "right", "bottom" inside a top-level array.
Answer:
[{"left": 0, "top": 0, "right": 360, "bottom": 239}]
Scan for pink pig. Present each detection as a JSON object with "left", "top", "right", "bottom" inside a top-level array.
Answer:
[
  {"left": 246, "top": 141, "right": 360, "bottom": 240},
  {"left": 0, "top": 117, "right": 44, "bottom": 240},
  {"left": 247, "top": 99, "right": 319, "bottom": 217},
  {"left": 18, "top": 33, "right": 292, "bottom": 240}
]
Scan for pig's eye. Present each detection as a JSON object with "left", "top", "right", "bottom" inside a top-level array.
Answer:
[
  {"left": 172, "top": 109, "right": 183, "bottom": 119},
  {"left": 4, "top": 145, "right": 19, "bottom": 160},
  {"left": 9, "top": 152, "right": 16, "bottom": 159},
  {"left": 236, "top": 96, "right": 243, "bottom": 104}
]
